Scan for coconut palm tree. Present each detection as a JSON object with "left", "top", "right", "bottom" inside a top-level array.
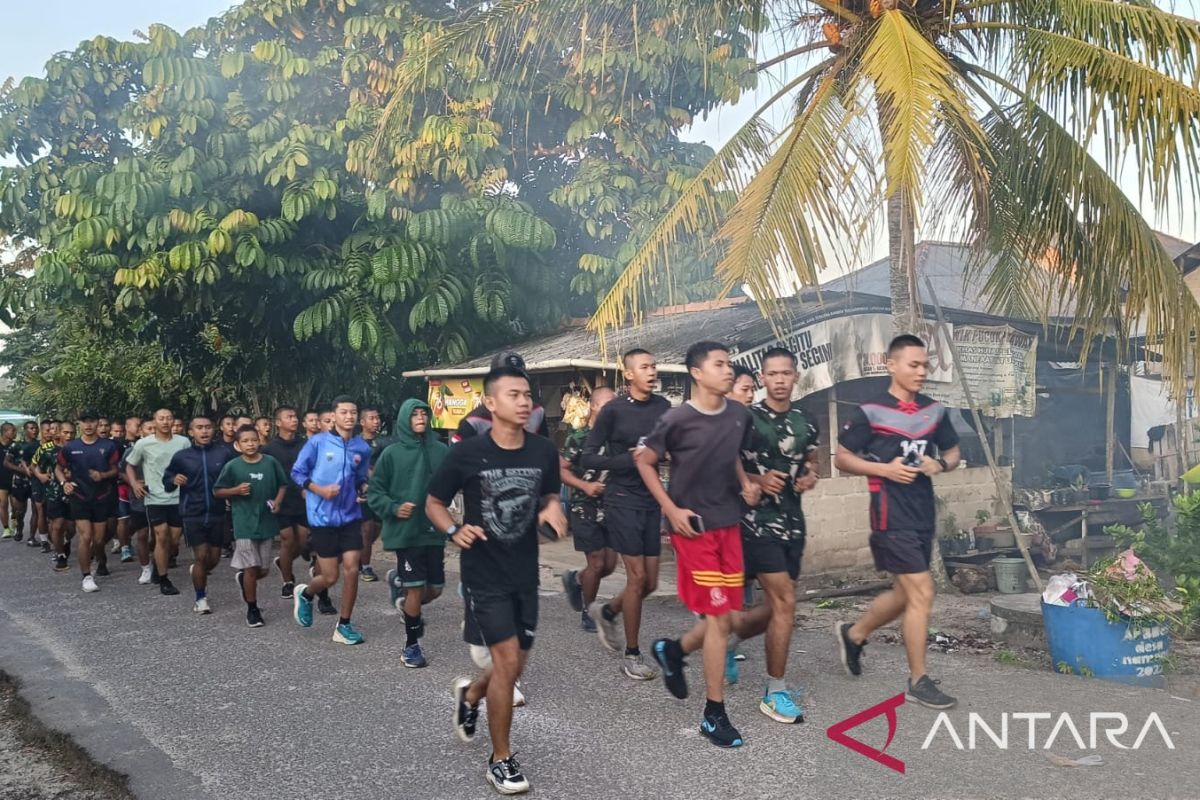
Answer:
[{"left": 381, "top": 0, "right": 1200, "bottom": 383}]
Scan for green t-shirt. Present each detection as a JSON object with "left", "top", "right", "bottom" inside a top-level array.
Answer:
[
  {"left": 126, "top": 434, "right": 191, "bottom": 506},
  {"left": 213, "top": 454, "right": 288, "bottom": 540}
]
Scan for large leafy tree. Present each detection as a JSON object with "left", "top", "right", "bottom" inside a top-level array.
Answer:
[
  {"left": 0, "top": 0, "right": 742, "bottom": 414},
  {"left": 383, "top": 0, "right": 1200, "bottom": 385}
]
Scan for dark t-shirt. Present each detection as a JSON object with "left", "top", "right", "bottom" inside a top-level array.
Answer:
[
  {"left": 644, "top": 400, "right": 754, "bottom": 531},
  {"left": 57, "top": 437, "right": 121, "bottom": 502},
  {"left": 428, "top": 433, "right": 560, "bottom": 591},
  {"left": 837, "top": 391, "right": 960, "bottom": 532},
  {"left": 262, "top": 435, "right": 307, "bottom": 516},
  {"left": 582, "top": 394, "right": 671, "bottom": 509}
]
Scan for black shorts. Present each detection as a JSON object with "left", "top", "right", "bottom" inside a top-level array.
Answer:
[
  {"left": 147, "top": 505, "right": 182, "bottom": 528},
  {"left": 310, "top": 521, "right": 362, "bottom": 559},
  {"left": 69, "top": 496, "right": 112, "bottom": 524},
  {"left": 571, "top": 512, "right": 608, "bottom": 554},
  {"left": 128, "top": 508, "right": 149, "bottom": 533},
  {"left": 604, "top": 504, "right": 662, "bottom": 557},
  {"left": 462, "top": 584, "right": 538, "bottom": 651},
  {"left": 743, "top": 535, "right": 806, "bottom": 580},
  {"left": 392, "top": 545, "right": 446, "bottom": 588},
  {"left": 11, "top": 481, "right": 31, "bottom": 502},
  {"left": 47, "top": 498, "right": 70, "bottom": 521},
  {"left": 31, "top": 482, "right": 46, "bottom": 504},
  {"left": 183, "top": 519, "right": 223, "bottom": 548},
  {"left": 276, "top": 512, "right": 308, "bottom": 531},
  {"left": 869, "top": 528, "right": 934, "bottom": 575}
]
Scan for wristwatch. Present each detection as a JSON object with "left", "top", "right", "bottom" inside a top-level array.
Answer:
[
  {"left": 444, "top": 524, "right": 459, "bottom": 538},
  {"left": 936, "top": 456, "right": 949, "bottom": 472}
]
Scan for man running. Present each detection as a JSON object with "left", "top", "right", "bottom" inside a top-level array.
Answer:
[
  {"left": 97, "top": 417, "right": 112, "bottom": 439},
  {"left": 119, "top": 427, "right": 154, "bottom": 585},
  {"left": 126, "top": 409, "right": 190, "bottom": 596},
  {"left": 34, "top": 423, "right": 69, "bottom": 571},
  {"left": 559, "top": 387, "right": 617, "bottom": 632},
  {"left": 834, "top": 334, "right": 962, "bottom": 710},
  {"left": 581, "top": 349, "right": 670, "bottom": 680},
  {"left": 734, "top": 347, "right": 819, "bottom": 723},
  {"left": 318, "top": 406, "right": 335, "bottom": 434},
  {"left": 9, "top": 420, "right": 41, "bottom": 545},
  {"left": 56, "top": 411, "right": 121, "bottom": 593},
  {"left": 452, "top": 352, "right": 550, "bottom": 443},
  {"left": 302, "top": 409, "right": 321, "bottom": 439},
  {"left": 427, "top": 365, "right": 566, "bottom": 795},
  {"left": 163, "top": 415, "right": 234, "bottom": 614},
  {"left": 215, "top": 425, "right": 288, "bottom": 627},
  {"left": 357, "top": 403, "right": 384, "bottom": 583},
  {"left": 263, "top": 405, "right": 315, "bottom": 602},
  {"left": 111, "top": 417, "right": 140, "bottom": 563},
  {"left": 0, "top": 423, "right": 17, "bottom": 539},
  {"left": 368, "top": 398, "right": 448, "bottom": 668},
  {"left": 643, "top": 341, "right": 761, "bottom": 748},
  {"left": 30, "top": 420, "right": 57, "bottom": 553},
  {"left": 729, "top": 365, "right": 757, "bottom": 407},
  {"left": 218, "top": 415, "right": 239, "bottom": 456},
  {"left": 291, "top": 396, "right": 372, "bottom": 645}
]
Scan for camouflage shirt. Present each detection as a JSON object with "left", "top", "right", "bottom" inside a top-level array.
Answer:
[
  {"left": 741, "top": 400, "right": 820, "bottom": 541},
  {"left": 562, "top": 425, "right": 607, "bottom": 522},
  {"left": 35, "top": 443, "right": 64, "bottom": 502}
]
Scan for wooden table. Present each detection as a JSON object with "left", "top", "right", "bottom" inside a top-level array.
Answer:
[{"left": 1032, "top": 496, "right": 1168, "bottom": 568}]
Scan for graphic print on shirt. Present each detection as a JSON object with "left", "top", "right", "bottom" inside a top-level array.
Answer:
[{"left": 480, "top": 467, "right": 543, "bottom": 543}]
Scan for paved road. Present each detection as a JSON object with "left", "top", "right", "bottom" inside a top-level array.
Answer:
[{"left": 0, "top": 540, "right": 1196, "bottom": 800}]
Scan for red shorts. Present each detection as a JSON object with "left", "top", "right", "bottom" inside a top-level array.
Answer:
[{"left": 671, "top": 526, "right": 744, "bottom": 616}]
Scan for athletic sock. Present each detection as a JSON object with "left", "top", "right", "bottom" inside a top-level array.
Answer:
[
  {"left": 196, "top": 589, "right": 206, "bottom": 601},
  {"left": 704, "top": 699, "right": 725, "bottom": 718},
  {"left": 601, "top": 604, "right": 619, "bottom": 623},
  {"left": 301, "top": 587, "right": 314, "bottom": 600},
  {"left": 318, "top": 589, "right": 331, "bottom": 602},
  {"left": 624, "top": 647, "right": 640, "bottom": 657},
  {"left": 404, "top": 613, "right": 422, "bottom": 647},
  {"left": 767, "top": 677, "right": 787, "bottom": 695},
  {"left": 338, "top": 617, "right": 351, "bottom": 626}
]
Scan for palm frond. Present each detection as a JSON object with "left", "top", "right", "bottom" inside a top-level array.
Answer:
[
  {"left": 972, "top": 98, "right": 1200, "bottom": 389},
  {"left": 855, "top": 9, "right": 985, "bottom": 216},
  {"left": 713, "top": 68, "right": 875, "bottom": 319},
  {"left": 586, "top": 114, "right": 776, "bottom": 339}
]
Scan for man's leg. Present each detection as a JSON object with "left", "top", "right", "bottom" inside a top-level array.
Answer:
[
  {"left": 579, "top": 548, "right": 617, "bottom": 608},
  {"left": 756, "top": 571, "right": 797, "bottom": 682},
  {"left": 191, "top": 543, "right": 215, "bottom": 598},
  {"left": 847, "top": 582, "right": 908, "bottom": 645},
  {"left": 338, "top": 550, "right": 361, "bottom": 619},
  {"left": 465, "top": 638, "right": 527, "bottom": 762},
  {"left": 12, "top": 497, "right": 27, "bottom": 537},
  {"left": 76, "top": 519, "right": 95, "bottom": 576},
  {"left": 611, "top": 554, "right": 658, "bottom": 651},
  {"left": 0, "top": 490, "right": 11, "bottom": 534},
  {"left": 278, "top": 524, "right": 298, "bottom": 584},
  {"left": 359, "top": 520, "right": 380, "bottom": 579},
  {"left": 306, "top": 555, "right": 340, "bottom": 596},
  {"left": 116, "top": 516, "right": 130, "bottom": 550},
  {"left": 152, "top": 522, "right": 172, "bottom": 576},
  {"left": 894, "top": 571, "right": 935, "bottom": 681}
]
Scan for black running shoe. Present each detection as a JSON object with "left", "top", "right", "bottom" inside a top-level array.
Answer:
[
  {"left": 159, "top": 577, "right": 180, "bottom": 596},
  {"left": 907, "top": 675, "right": 957, "bottom": 709},
  {"left": 53, "top": 554, "right": 69, "bottom": 573},
  {"left": 317, "top": 594, "right": 336, "bottom": 615},
  {"left": 836, "top": 622, "right": 865, "bottom": 676},
  {"left": 281, "top": 581, "right": 295, "bottom": 599},
  {"left": 64, "top": 541, "right": 70, "bottom": 558},
  {"left": 13, "top": 531, "right": 23, "bottom": 543},
  {"left": 486, "top": 754, "right": 530, "bottom": 794},
  {"left": 454, "top": 678, "right": 479, "bottom": 742},
  {"left": 700, "top": 712, "right": 744, "bottom": 748},
  {"left": 26, "top": 536, "right": 40, "bottom": 548},
  {"left": 95, "top": 563, "right": 110, "bottom": 577},
  {"left": 150, "top": 568, "right": 161, "bottom": 585},
  {"left": 652, "top": 638, "right": 688, "bottom": 699},
  {"left": 560, "top": 569, "right": 583, "bottom": 613},
  {"left": 41, "top": 540, "right": 52, "bottom": 554},
  {"left": 246, "top": 608, "right": 265, "bottom": 628}
]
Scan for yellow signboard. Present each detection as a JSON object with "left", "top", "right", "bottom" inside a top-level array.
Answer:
[{"left": 428, "top": 377, "right": 484, "bottom": 429}]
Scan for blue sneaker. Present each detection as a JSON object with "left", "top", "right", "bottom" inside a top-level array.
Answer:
[
  {"left": 387, "top": 568, "right": 402, "bottom": 609},
  {"left": 725, "top": 648, "right": 739, "bottom": 685},
  {"left": 401, "top": 643, "right": 428, "bottom": 668},
  {"left": 333, "top": 622, "right": 365, "bottom": 645},
  {"left": 760, "top": 689, "right": 804, "bottom": 724},
  {"left": 293, "top": 583, "right": 313, "bottom": 628}
]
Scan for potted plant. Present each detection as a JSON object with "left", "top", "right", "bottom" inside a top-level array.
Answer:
[
  {"left": 938, "top": 512, "right": 959, "bottom": 557},
  {"left": 990, "top": 515, "right": 1016, "bottom": 549}
]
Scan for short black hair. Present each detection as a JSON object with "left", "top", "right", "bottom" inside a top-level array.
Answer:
[
  {"left": 888, "top": 334, "right": 927, "bottom": 357},
  {"left": 360, "top": 404, "right": 381, "bottom": 415},
  {"left": 255, "top": 415, "right": 270, "bottom": 424},
  {"left": 0, "top": 423, "right": 14, "bottom": 433},
  {"left": 274, "top": 405, "right": 297, "bottom": 420},
  {"left": 622, "top": 348, "right": 652, "bottom": 366},
  {"left": 332, "top": 395, "right": 357, "bottom": 409},
  {"left": 236, "top": 424, "right": 259, "bottom": 438},
  {"left": 685, "top": 341, "right": 728, "bottom": 373},
  {"left": 484, "top": 366, "right": 530, "bottom": 396},
  {"left": 761, "top": 347, "right": 798, "bottom": 368},
  {"left": 40, "top": 418, "right": 53, "bottom": 426},
  {"left": 303, "top": 409, "right": 318, "bottom": 417},
  {"left": 733, "top": 364, "right": 756, "bottom": 382},
  {"left": 219, "top": 414, "right": 236, "bottom": 423},
  {"left": 317, "top": 404, "right": 333, "bottom": 414},
  {"left": 190, "top": 414, "right": 213, "bottom": 426}
]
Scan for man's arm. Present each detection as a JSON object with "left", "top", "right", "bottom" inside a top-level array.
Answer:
[
  {"left": 580, "top": 406, "right": 634, "bottom": 472},
  {"left": 161, "top": 452, "right": 184, "bottom": 493},
  {"left": 834, "top": 446, "right": 920, "bottom": 485},
  {"left": 634, "top": 441, "right": 699, "bottom": 537}
]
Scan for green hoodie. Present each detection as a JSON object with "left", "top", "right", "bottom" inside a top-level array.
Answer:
[{"left": 367, "top": 398, "right": 449, "bottom": 550}]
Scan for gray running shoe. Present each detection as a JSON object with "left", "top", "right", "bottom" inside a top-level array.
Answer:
[
  {"left": 621, "top": 653, "right": 659, "bottom": 681},
  {"left": 907, "top": 675, "right": 957, "bottom": 709},
  {"left": 588, "top": 600, "right": 623, "bottom": 652}
]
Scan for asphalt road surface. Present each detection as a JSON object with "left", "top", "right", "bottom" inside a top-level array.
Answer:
[{"left": 0, "top": 542, "right": 1196, "bottom": 800}]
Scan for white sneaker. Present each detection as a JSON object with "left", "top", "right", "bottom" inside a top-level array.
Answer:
[
  {"left": 138, "top": 565, "right": 153, "bottom": 585},
  {"left": 193, "top": 597, "right": 212, "bottom": 615},
  {"left": 81, "top": 575, "right": 99, "bottom": 593},
  {"left": 512, "top": 682, "right": 526, "bottom": 708},
  {"left": 110, "top": 539, "right": 121, "bottom": 554}
]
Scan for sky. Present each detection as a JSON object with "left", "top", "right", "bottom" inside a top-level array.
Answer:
[{"left": 2, "top": 1, "right": 1196, "bottom": 263}]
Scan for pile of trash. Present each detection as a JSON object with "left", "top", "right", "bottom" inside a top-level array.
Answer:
[{"left": 1043, "top": 549, "right": 1172, "bottom": 622}]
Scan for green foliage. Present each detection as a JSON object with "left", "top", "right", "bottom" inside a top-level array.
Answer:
[
  {"left": 0, "top": 0, "right": 738, "bottom": 413},
  {"left": 1108, "top": 496, "right": 1200, "bottom": 631}
]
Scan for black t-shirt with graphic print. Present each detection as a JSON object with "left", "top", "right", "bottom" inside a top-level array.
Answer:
[
  {"left": 428, "top": 433, "right": 561, "bottom": 591},
  {"left": 837, "top": 391, "right": 959, "bottom": 532}
]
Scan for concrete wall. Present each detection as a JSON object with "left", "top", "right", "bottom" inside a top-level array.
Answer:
[{"left": 803, "top": 466, "right": 1013, "bottom": 576}]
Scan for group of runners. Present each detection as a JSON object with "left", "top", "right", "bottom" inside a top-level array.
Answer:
[{"left": 4, "top": 333, "right": 961, "bottom": 795}]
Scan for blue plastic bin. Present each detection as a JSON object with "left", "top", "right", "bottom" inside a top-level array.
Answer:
[{"left": 1041, "top": 601, "right": 1170, "bottom": 688}]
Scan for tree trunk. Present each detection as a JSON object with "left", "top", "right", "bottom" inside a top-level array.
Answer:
[{"left": 886, "top": 192, "right": 919, "bottom": 335}]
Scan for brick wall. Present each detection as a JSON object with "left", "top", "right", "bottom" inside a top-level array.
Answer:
[{"left": 802, "top": 466, "right": 1012, "bottom": 576}]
